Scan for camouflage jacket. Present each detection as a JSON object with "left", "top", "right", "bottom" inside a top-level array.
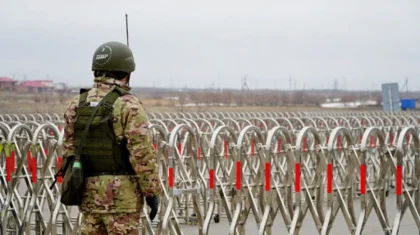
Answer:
[{"left": 62, "top": 77, "right": 162, "bottom": 214}]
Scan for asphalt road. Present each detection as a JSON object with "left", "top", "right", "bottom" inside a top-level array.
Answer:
[
  {"left": 176, "top": 193, "right": 418, "bottom": 235},
  {"left": 4, "top": 186, "right": 418, "bottom": 235}
]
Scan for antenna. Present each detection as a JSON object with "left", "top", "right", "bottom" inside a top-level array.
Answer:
[
  {"left": 401, "top": 76, "right": 409, "bottom": 93},
  {"left": 241, "top": 75, "right": 249, "bottom": 91},
  {"left": 125, "top": 14, "right": 130, "bottom": 47}
]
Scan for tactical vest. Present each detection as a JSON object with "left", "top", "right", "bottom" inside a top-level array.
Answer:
[{"left": 73, "top": 88, "right": 135, "bottom": 178}]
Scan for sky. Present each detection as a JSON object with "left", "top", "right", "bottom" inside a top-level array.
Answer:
[{"left": 1, "top": 0, "right": 419, "bottom": 90}]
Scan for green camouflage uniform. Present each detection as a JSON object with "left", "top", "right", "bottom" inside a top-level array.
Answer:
[{"left": 62, "top": 76, "right": 162, "bottom": 234}]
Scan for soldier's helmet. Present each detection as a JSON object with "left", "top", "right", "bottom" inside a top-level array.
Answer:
[{"left": 91, "top": 41, "right": 135, "bottom": 73}]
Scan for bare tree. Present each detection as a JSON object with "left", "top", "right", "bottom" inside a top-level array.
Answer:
[
  {"left": 220, "top": 91, "right": 233, "bottom": 105},
  {"left": 175, "top": 91, "right": 187, "bottom": 112}
]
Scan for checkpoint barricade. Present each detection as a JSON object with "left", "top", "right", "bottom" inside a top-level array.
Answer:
[
  {"left": 0, "top": 122, "right": 11, "bottom": 228},
  {"left": 312, "top": 116, "right": 331, "bottom": 146},
  {"left": 159, "top": 124, "right": 203, "bottom": 235},
  {"left": 203, "top": 125, "right": 238, "bottom": 235},
  {"left": 391, "top": 126, "right": 420, "bottom": 234},
  {"left": 193, "top": 118, "right": 214, "bottom": 183},
  {"left": 208, "top": 118, "right": 225, "bottom": 130},
  {"left": 249, "top": 118, "right": 268, "bottom": 135},
  {"left": 220, "top": 118, "right": 241, "bottom": 133},
  {"left": 356, "top": 127, "right": 391, "bottom": 234},
  {"left": 140, "top": 123, "right": 169, "bottom": 235},
  {"left": 1, "top": 123, "right": 36, "bottom": 234},
  {"left": 229, "top": 125, "right": 265, "bottom": 235},
  {"left": 235, "top": 118, "right": 253, "bottom": 132},
  {"left": 262, "top": 118, "right": 280, "bottom": 132},
  {"left": 258, "top": 126, "right": 293, "bottom": 235},
  {"left": 289, "top": 126, "right": 325, "bottom": 235},
  {"left": 322, "top": 127, "right": 357, "bottom": 234},
  {"left": 29, "top": 123, "right": 64, "bottom": 235},
  {"left": 0, "top": 111, "right": 420, "bottom": 234}
]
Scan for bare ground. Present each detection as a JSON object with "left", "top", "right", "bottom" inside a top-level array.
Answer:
[{"left": 0, "top": 96, "right": 383, "bottom": 115}]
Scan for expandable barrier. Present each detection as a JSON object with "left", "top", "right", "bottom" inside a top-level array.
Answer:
[{"left": 1, "top": 111, "right": 420, "bottom": 235}]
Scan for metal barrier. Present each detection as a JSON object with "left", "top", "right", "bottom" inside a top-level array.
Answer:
[{"left": 1, "top": 111, "right": 420, "bottom": 234}]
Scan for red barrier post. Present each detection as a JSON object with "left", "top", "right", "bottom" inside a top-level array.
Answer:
[
  {"left": 265, "top": 163, "right": 270, "bottom": 191},
  {"left": 396, "top": 165, "right": 402, "bottom": 195},
  {"left": 295, "top": 163, "right": 300, "bottom": 192},
  {"left": 57, "top": 157, "right": 63, "bottom": 183},
  {"left": 236, "top": 162, "right": 241, "bottom": 190},
  {"left": 327, "top": 164, "right": 333, "bottom": 193},
  {"left": 209, "top": 169, "right": 214, "bottom": 189},
  {"left": 360, "top": 164, "right": 366, "bottom": 194},
  {"left": 169, "top": 167, "right": 174, "bottom": 187}
]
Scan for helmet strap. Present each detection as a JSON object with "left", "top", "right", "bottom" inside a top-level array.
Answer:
[{"left": 124, "top": 74, "right": 131, "bottom": 87}]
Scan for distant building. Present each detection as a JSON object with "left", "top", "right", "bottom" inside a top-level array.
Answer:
[
  {"left": 16, "top": 80, "right": 54, "bottom": 93},
  {"left": 53, "top": 82, "right": 67, "bottom": 92},
  {"left": 0, "top": 77, "right": 17, "bottom": 91},
  {"left": 0, "top": 76, "right": 71, "bottom": 94}
]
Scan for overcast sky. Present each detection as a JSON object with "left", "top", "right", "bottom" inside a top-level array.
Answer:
[{"left": 1, "top": 0, "right": 419, "bottom": 90}]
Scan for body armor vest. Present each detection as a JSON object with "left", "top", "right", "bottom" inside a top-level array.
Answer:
[{"left": 73, "top": 88, "right": 135, "bottom": 178}]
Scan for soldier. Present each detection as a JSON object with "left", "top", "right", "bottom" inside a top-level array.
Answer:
[{"left": 62, "top": 41, "right": 162, "bottom": 234}]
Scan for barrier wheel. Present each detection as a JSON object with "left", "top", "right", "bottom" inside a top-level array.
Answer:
[{"left": 214, "top": 214, "right": 220, "bottom": 223}]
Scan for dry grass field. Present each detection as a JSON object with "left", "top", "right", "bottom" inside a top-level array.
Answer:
[
  {"left": 6, "top": 85, "right": 417, "bottom": 116},
  {"left": 0, "top": 93, "right": 384, "bottom": 115}
]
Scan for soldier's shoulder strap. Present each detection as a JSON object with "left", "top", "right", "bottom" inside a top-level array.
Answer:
[
  {"left": 78, "top": 88, "right": 91, "bottom": 107},
  {"left": 102, "top": 87, "right": 131, "bottom": 108}
]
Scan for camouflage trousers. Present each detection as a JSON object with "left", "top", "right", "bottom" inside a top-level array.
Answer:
[{"left": 80, "top": 212, "right": 140, "bottom": 235}]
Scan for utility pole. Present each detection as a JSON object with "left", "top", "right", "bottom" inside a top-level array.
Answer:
[
  {"left": 241, "top": 75, "right": 249, "bottom": 91},
  {"left": 333, "top": 78, "right": 338, "bottom": 91},
  {"left": 343, "top": 77, "right": 347, "bottom": 91},
  {"left": 400, "top": 76, "right": 409, "bottom": 97}
]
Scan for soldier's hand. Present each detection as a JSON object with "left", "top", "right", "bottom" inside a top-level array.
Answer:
[{"left": 146, "top": 196, "right": 159, "bottom": 220}]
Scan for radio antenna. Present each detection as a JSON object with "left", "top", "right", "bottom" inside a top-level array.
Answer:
[{"left": 125, "top": 14, "right": 130, "bottom": 47}]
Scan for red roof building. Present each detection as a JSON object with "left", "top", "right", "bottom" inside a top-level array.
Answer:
[
  {"left": 0, "top": 77, "right": 16, "bottom": 83},
  {"left": 16, "top": 80, "right": 54, "bottom": 93},
  {"left": 19, "top": 81, "right": 51, "bottom": 88},
  {"left": 0, "top": 77, "right": 17, "bottom": 91},
  {"left": 0, "top": 77, "right": 68, "bottom": 94}
]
